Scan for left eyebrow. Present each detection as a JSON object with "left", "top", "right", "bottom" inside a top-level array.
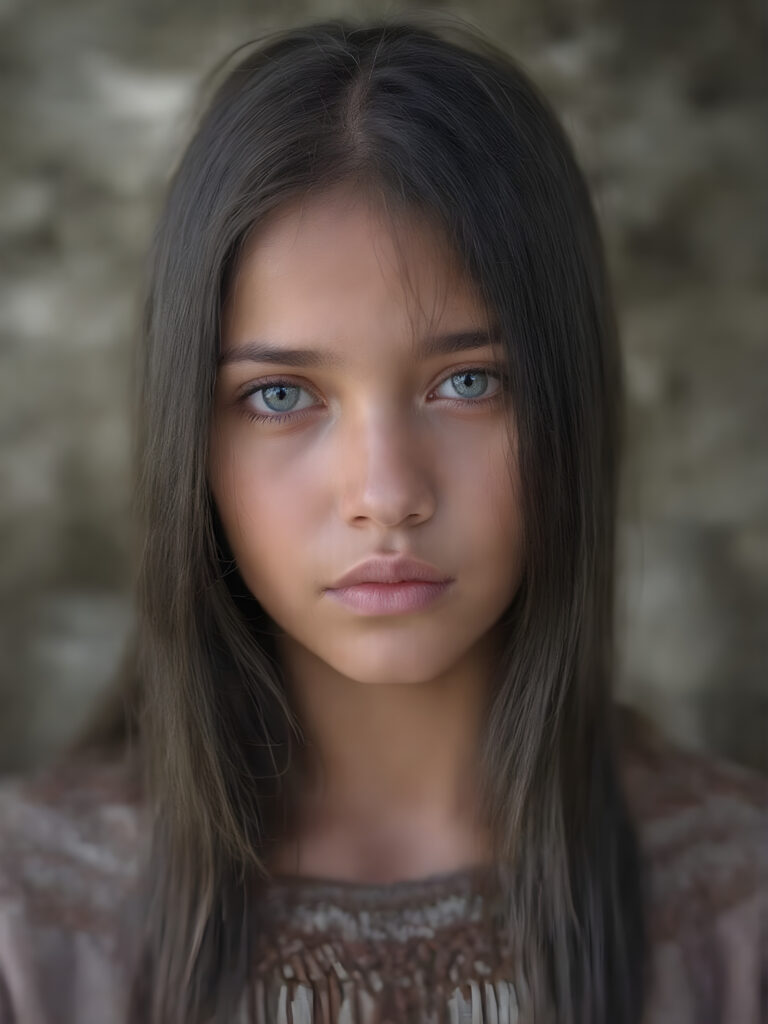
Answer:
[{"left": 217, "top": 329, "right": 503, "bottom": 369}]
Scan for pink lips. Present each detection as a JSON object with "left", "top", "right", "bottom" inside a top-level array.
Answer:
[
  {"left": 328, "top": 555, "right": 451, "bottom": 588},
  {"left": 324, "top": 556, "right": 454, "bottom": 615}
]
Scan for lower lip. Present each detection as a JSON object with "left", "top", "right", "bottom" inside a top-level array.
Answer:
[{"left": 324, "top": 580, "right": 453, "bottom": 615}]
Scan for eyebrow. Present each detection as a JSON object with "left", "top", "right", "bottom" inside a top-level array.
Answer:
[{"left": 217, "top": 329, "right": 502, "bottom": 369}]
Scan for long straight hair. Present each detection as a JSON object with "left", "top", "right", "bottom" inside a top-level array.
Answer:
[{"left": 115, "top": 13, "right": 648, "bottom": 1023}]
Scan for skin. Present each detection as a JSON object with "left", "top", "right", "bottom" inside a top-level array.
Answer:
[{"left": 209, "top": 187, "right": 525, "bottom": 883}]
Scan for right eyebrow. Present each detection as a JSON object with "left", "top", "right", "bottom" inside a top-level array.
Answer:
[{"left": 217, "top": 328, "right": 503, "bottom": 369}]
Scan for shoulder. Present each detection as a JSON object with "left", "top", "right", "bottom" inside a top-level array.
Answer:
[
  {"left": 616, "top": 705, "right": 766, "bottom": 910},
  {"left": 0, "top": 748, "right": 145, "bottom": 921},
  {"left": 616, "top": 704, "right": 767, "bottom": 1023},
  {"left": 0, "top": 749, "right": 146, "bottom": 1024}
]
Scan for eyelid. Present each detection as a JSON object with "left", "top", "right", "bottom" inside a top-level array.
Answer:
[{"left": 236, "top": 360, "right": 509, "bottom": 422}]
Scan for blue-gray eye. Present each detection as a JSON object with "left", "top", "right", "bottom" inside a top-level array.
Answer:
[
  {"left": 240, "top": 363, "right": 506, "bottom": 425},
  {"left": 446, "top": 369, "right": 490, "bottom": 398},
  {"left": 261, "top": 383, "right": 302, "bottom": 413}
]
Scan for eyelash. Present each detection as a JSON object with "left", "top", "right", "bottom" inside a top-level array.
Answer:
[{"left": 236, "top": 365, "right": 509, "bottom": 425}]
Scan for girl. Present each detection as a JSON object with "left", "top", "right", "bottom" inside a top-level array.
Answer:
[{"left": 0, "top": 14, "right": 764, "bottom": 1024}]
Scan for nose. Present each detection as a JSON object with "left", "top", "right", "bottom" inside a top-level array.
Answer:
[{"left": 337, "top": 409, "right": 436, "bottom": 529}]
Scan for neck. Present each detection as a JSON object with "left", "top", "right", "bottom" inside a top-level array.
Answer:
[{"left": 270, "top": 627, "right": 502, "bottom": 882}]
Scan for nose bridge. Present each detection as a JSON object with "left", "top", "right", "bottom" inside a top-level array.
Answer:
[{"left": 339, "top": 400, "right": 433, "bottom": 526}]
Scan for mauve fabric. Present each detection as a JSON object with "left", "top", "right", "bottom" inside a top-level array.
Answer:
[{"left": 0, "top": 710, "right": 765, "bottom": 1023}]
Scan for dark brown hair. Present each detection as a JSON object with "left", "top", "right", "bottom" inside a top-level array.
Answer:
[{"left": 84, "top": 12, "right": 649, "bottom": 1023}]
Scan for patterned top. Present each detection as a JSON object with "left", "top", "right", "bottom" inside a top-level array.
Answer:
[{"left": 0, "top": 709, "right": 765, "bottom": 1024}]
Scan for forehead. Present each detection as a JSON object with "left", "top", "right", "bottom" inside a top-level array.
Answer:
[{"left": 220, "top": 189, "right": 489, "bottom": 358}]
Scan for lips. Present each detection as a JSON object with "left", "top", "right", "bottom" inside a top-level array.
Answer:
[{"left": 327, "top": 555, "right": 452, "bottom": 589}]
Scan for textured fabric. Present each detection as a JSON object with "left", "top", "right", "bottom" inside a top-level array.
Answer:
[
  {"left": 0, "top": 710, "right": 765, "bottom": 1023},
  {"left": 246, "top": 864, "right": 526, "bottom": 1023}
]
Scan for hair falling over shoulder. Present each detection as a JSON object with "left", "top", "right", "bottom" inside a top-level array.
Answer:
[{"left": 79, "top": 13, "right": 649, "bottom": 1023}]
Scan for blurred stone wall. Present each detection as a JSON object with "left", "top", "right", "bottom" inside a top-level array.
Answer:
[{"left": 1, "top": 0, "right": 765, "bottom": 774}]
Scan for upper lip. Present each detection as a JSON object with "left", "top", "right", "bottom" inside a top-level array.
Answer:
[{"left": 327, "top": 556, "right": 452, "bottom": 589}]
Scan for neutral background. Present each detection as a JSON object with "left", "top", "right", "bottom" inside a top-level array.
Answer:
[{"left": 1, "top": 0, "right": 765, "bottom": 775}]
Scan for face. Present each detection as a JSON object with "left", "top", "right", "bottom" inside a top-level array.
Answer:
[{"left": 209, "top": 188, "right": 524, "bottom": 691}]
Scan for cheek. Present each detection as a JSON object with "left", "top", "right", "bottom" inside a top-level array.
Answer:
[
  {"left": 485, "top": 439, "right": 520, "bottom": 530},
  {"left": 469, "top": 427, "right": 524, "bottom": 587},
  {"left": 452, "top": 418, "right": 519, "bottom": 514},
  {"left": 208, "top": 431, "right": 323, "bottom": 590}
]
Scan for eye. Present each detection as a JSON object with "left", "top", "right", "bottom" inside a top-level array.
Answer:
[
  {"left": 241, "top": 380, "right": 316, "bottom": 423},
  {"left": 237, "top": 363, "right": 507, "bottom": 425},
  {"left": 433, "top": 367, "right": 502, "bottom": 405}
]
